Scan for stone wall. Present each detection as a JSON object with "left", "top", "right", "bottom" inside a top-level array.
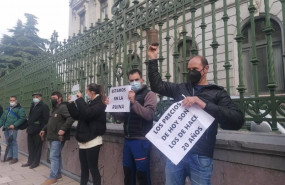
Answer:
[
  {"left": 212, "top": 130, "right": 285, "bottom": 185},
  {"left": 1, "top": 125, "right": 285, "bottom": 185}
]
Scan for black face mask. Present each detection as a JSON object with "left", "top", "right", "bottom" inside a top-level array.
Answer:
[
  {"left": 51, "top": 99, "right": 58, "bottom": 107},
  {"left": 187, "top": 70, "right": 202, "bottom": 86}
]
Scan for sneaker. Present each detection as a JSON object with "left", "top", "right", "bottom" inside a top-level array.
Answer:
[
  {"left": 9, "top": 159, "right": 18, "bottom": 164},
  {"left": 21, "top": 163, "right": 31, "bottom": 167},
  {"left": 56, "top": 174, "right": 63, "bottom": 181},
  {"left": 41, "top": 178, "right": 57, "bottom": 185}
]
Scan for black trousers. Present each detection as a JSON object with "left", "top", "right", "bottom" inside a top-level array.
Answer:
[
  {"left": 79, "top": 145, "right": 101, "bottom": 185},
  {"left": 27, "top": 134, "right": 43, "bottom": 165}
]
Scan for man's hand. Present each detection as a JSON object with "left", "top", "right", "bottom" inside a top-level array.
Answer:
[
  {"left": 39, "top": 131, "right": 45, "bottom": 136},
  {"left": 128, "top": 90, "right": 136, "bottom": 103},
  {"left": 8, "top": 125, "right": 15, "bottom": 129},
  {"left": 148, "top": 45, "right": 158, "bottom": 60},
  {"left": 58, "top": 130, "right": 65, "bottom": 136},
  {"left": 182, "top": 96, "right": 206, "bottom": 109}
]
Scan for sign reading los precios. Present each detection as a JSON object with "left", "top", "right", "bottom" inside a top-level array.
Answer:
[
  {"left": 105, "top": 85, "right": 132, "bottom": 112},
  {"left": 146, "top": 101, "right": 215, "bottom": 165}
]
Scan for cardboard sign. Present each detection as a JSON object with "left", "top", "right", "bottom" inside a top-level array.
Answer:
[
  {"left": 146, "top": 101, "right": 215, "bottom": 165},
  {"left": 105, "top": 85, "right": 132, "bottom": 112}
]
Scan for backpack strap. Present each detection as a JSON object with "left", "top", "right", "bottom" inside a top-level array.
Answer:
[{"left": 7, "top": 107, "right": 19, "bottom": 119}]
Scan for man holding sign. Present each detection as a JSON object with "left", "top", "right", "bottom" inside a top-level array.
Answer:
[
  {"left": 107, "top": 69, "right": 157, "bottom": 185},
  {"left": 147, "top": 46, "right": 244, "bottom": 185}
]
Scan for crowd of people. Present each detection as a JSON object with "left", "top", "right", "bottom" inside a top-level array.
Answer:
[{"left": 0, "top": 45, "right": 244, "bottom": 185}]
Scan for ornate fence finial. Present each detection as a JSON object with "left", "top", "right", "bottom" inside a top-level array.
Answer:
[{"left": 49, "top": 30, "right": 59, "bottom": 54}]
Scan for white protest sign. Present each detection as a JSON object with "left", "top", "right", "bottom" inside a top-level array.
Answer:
[
  {"left": 146, "top": 101, "right": 215, "bottom": 165},
  {"left": 71, "top": 84, "right": 80, "bottom": 101},
  {"left": 105, "top": 85, "right": 132, "bottom": 112}
]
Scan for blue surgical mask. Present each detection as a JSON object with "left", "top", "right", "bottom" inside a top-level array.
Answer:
[
  {"left": 130, "top": 81, "right": 141, "bottom": 91},
  {"left": 33, "top": 98, "right": 40, "bottom": 103},
  {"left": 85, "top": 94, "right": 91, "bottom": 101}
]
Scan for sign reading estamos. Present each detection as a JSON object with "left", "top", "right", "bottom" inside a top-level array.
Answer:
[
  {"left": 146, "top": 101, "right": 215, "bottom": 165},
  {"left": 105, "top": 85, "right": 132, "bottom": 112}
]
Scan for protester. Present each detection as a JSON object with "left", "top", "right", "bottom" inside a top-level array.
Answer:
[
  {"left": 0, "top": 104, "right": 3, "bottom": 117},
  {"left": 67, "top": 83, "right": 106, "bottom": 185},
  {"left": 0, "top": 96, "right": 26, "bottom": 164},
  {"left": 21, "top": 92, "right": 49, "bottom": 169},
  {"left": 147, "top": 45, "right": 244, "bottom": 185},
  {"left": 40, "top": 92, "right": 74, "bottom": 185},
  {"left": 107, "top": 69, "right": 157, "bottom": 185},
  {"left": 0, "top": 104, "right": 2, "bottom": 158}
]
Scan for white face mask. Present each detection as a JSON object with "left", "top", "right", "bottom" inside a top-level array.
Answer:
[
  {"left": 33, "top": 98, "right": 40, "bottom": 103},
  {"left": 10, "top": 102, "right": 16, "bottom": 107}
]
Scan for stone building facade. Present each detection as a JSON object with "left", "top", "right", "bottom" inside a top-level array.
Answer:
[{"left": 68, "top": 0, "right": 284, "bottom": 97}]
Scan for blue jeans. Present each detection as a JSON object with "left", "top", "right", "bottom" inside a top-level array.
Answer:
[
  {"left": 49, "top": 141, "right": 65, "bottom": 179},
  {"left": 4, "top": 129, "right": 18, "bottom": 159},
  {"left": 165, "top": 154, "right": 213, "bottom": 185},
  {"left": 123, "top": 139, "right": 151, "bottom": 185}
]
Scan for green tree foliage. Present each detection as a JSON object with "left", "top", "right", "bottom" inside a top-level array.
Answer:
[{"left": 0, "top": 13, "right": 49, "bottom": 76}]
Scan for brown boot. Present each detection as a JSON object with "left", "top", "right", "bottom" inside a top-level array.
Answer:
[
  {"left": 9, "top": 158, "right": 18, "bottom": 164},
  {"left": 41, "top": 178, "right": 57, "bottom": 185},
  {"left": 2, "top": 157, "right": 12, "bottom": 162}
]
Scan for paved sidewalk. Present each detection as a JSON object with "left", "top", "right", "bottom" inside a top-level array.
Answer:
[{"left": 0, "top": 146, "right": 79, "bottom": 185}]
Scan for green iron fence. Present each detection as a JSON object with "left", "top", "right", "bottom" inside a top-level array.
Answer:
[{"left": 0, "top": 0, "right": 285, "bottom": 130}]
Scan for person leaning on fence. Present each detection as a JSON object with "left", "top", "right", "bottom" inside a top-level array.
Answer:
[
  {"left": 106, "top": 69, "right": 157, "bottom": 185},
  {"left": 147, "top": 45, "right": 245, "bottom": 185},
  {"left": 0, "top": 96, "right": 27, "bottom": 164},
  {"left": 21, "top": 92, "right": 49, "bottom": 169},
  {"left": 40, "top": 91, "right": 74, "bottom": 185},
  {"left": 66, "top": 83, "right": 106, "bottom": 185}
]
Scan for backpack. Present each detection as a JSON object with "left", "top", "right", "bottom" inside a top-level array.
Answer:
[{"left": 8, "top": 107, "right": 28, "bottom": 130}]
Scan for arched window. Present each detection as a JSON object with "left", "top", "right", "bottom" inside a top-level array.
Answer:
[
  {"left": 242, "top": 18, "right": 284, "bottom": 95},
  {"left": 79, "top": 12, "right": 85, "bottom": 33},
  {"left": 177, "top": 39, "right": 195, "bottom": 83},
  {"left": 100, "top": 0, "right": 108, "bottom": 21},
  {"left": 127, "top": 53, "right": 141, "bottom": 70}
]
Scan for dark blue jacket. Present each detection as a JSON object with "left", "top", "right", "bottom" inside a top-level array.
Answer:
[{"left": 124, "top": 86, "right": 153, "bottom": 138}]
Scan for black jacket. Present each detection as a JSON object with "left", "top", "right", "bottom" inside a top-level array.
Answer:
[
  {"left": 27, "top": 101, "right": 50, "bottom": 135},
  {"left": 148, "top": 59, "right": 244, "bottom": 157},
  {"left": 67, "top": 97, "right": 106, "bottom": 143}
]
